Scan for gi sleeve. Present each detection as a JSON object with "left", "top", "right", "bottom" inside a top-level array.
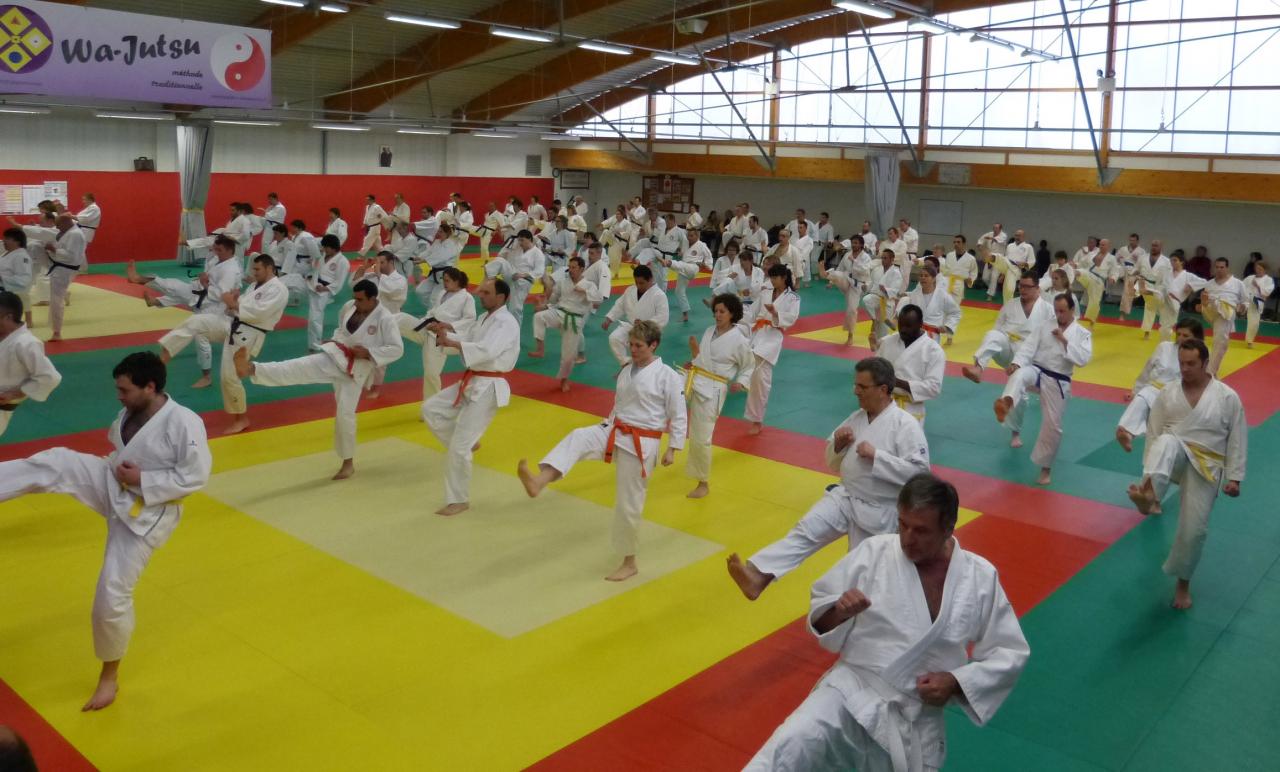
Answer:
[
  {"left": 1225, "top": 391, "right": 1248, "bottom": 483},
  {"left": 950, "top": 570, "right": 1030, "bottom": 726},
  {"left": 368, "top": 312, "right": 404, "bottom": 367},
  {"left": 823, "top": 412, "right": 859, "bottom": 473},
  {"left": 905, "top": 345, "right": 945, "bottom": 403},
  {"left": 1065, "top": 326, "right": 1093, "bottom": 368},
  {"left": 808, "top": 542, "right": 875, "bottom": 653},
  {"left": 663, "top": 368, "right": 688, "bottom": 451},
  {"left": 140, "top": 414, "right": 213, "bottom": 506},
  {"left": 732, "top": 335, "right": 755, "bottom": 391},
  {"left": 871, "top": 416, "right": 931, "bottom": 484},
  {"left": 17, "top": 342, "right": 61, "bottom": 401}
]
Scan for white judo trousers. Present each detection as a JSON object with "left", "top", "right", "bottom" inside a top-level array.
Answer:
[
  {"left": 973, "top": 330, "right": 1020, "bottom": 369},
  {"left": 1208, "top": 317, "right": 1233, "bottom": 376},
  {"left": 749, "top": 487, "right": 883, "bottom": 580},
  {"left": 685, "top": 394, "right": 720, "bottom": 483},
  {"left": 422, "top": 383, "right": 500, "bottom": 505},
  {"left": 744, "top": 357, "right": 773, "bottom": 422},
  {"left": 252, "top": 354, "right": 360, "bottom": 458},
  {"left": 307, "top": 291, "right": 335, "bottom": 352},
  {"left": 1001, "top": 365, "right": 1070, "bottom": 467},
  {"left": 533, "top": 308, "right": 583, "bottom": 380},
  {"left": 0, "top": 450, "right": 160, "bottom": 661},
  {"left": 1145, "top": 434, "right": 1219, "bottom": 580},
  {"left": 540, "top": 424, "right": 652, "bottom": 556},
  {"left": 159, "top": 316, "right": 267, "bottom": 414},
  {"left": 47, "top": 265, "right": 76, "bottom": 333},
  {"left": 827, "top": 273, "right": 863, "bottom": 335},
  {"left": 147, "top": 277, "right": 215, "bottom": 369}
]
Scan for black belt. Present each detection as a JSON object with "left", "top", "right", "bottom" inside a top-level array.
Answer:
[
  {"left": 413, "top": 316, "right": 437, "bottom": 332},
  {"left": 476, "top": 225, "right": 495, "bottom": 234},
  {"left": 1033, "top": 363, "right": 1072, "bottom": 398},
  {"left": 660, "top": 250, "right": 681, "bottom": 260},
  {"left": 46, "top": 259, "right": 80, "bottom": 276},
  {"left": 80, "top": 224, "right": 97, "bottom": 230},
  {"left": 192, "top": 288, "right": 209, "bottom": 309},
  {"left": 0, "top": 403, "right": 17, "bottom": 412},
  {"left": 229, "top": 317, "right": 270, "bottom": 342},
  {"left": 317, "top": 278, "right": 331, "bottom": 287}
]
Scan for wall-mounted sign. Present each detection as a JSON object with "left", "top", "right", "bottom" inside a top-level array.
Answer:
[
  {"left": 0, "top": 1, "right": 272, "bottom": 108},
  {"left": 559, "top": 169, "right": 590, "bottom": 189}
]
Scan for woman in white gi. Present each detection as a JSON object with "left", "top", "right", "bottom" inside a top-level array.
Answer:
[
  {"left": 422, "top": 278, "right": 521, "bottom": 516},
  {"left": 664, "top": 227, "right": 712, "bottom": 323},
  {"left": 0, "top": 352, "right": 212, "bottom": 711},
  {"left": 600, "top": 204, "right": 634, "bottom": 274},
  {"left": 684, "top": 293, "right": 754, "bottom": 499},
  {"left": 1199, "top": 257, "right": 1248, "bottom": 375},
  {"left": 1116, "top": 318, "right": 1203, "bottom": 451},
  {"left": 159, "top": 254, "right": 288, "bottom": 435},
  {"left": 708, "top": 242, "right": 764, "bottom": 308},
  {"left": 1162, "top": 254, "right": 1204, "bottom": 338},
  {"left": 746, "top": 474, "right": 1029, "bottom": 772},
  {"left": 994, "top": 293, "right": 1093, "bottom": 485},
  {"left": 1244, "top": 259, "right": 1274, "bottom": 348},
  {"left": 395, "top": 267, "right": 476, "bottom": 401},
  {"left": 881, "top": 226, "right": 910, "bottom": 291},
  {"left": 728, "top": 357, "right": 930, "bottom": 601},
  {"left": 745, "top": 264, "right": 801, "bottom": 436},
  {"left": 529, "top": 256, "right": 604, "bottom": 392},
  {"left": 1127, "top": 338, "right": 1246, "bottom": 609},
  {"left": 0, "top": 227, "right": 34, "bottom": 327},
  {"left": 486, "top": 228, "right": 545, "bottom": 328},
  {"left": 0, "top": 291, "right": 61, "bottom": 438},
  {"left": 518, "top": 320, "right": 687, "bottom": 582},
  {"left": 819, "top": 234, "right": 872, "bottom": 347},
  {"left": 236, "top": 279, "right": 403, "bottom": 481},
  {"left": 414, "top": 223, "right": 462, "bottom": 308},
  {"left": 307, "top": 234, "right": 351, "bottom": 352}
]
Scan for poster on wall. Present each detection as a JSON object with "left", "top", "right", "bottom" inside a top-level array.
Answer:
[
  {"left": 42, "top": 180, "right": 67, "bottom": 207},
  {"left": 0, "top": 0, "right": 272, "bottom": 108},
  {"left": 20, "top": 185, "right": 43, "bottom": 213},
  {"left": 379, "top": 145, "right": 393, "bottom": 168},
  {"left": 559, "top": 169, "right": 590, "bottom": 189},
  {"left": 641, "top": 174, "right": 694, "bottom": 214},
  {"left": 0, "top": 184, "right": 22, "bottom": 214}
]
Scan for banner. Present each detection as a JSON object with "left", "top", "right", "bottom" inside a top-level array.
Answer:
[{"left": 0, "top": 1, "right": 271, "bottom": 108}]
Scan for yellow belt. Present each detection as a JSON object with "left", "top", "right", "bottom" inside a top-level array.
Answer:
[
  {"left": 892, "top": 393, "right": 924, "bottom": 421},
  {"left": 944, "top": 275, "right": 960, "bottom": 295},
  {"left": 122, "top": 482, "right": 184, "bottom": 518},
  {"left": 1150, "top": 379, "right": 1165, "bottom": 390},
  {"left": 1185, "top": 441, "right": 1226, "bottom": 484},
  {"left": 684, "top": 365, "right": 729, "bottom": 399},
  {"left": 1008, "top": 332, "right": 1024, "bottom": 343}
]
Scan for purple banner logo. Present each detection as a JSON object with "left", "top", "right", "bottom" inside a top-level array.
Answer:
[
  {"left": 211, "top": 33, "right": 266, "bottom": 92},
  {"left": 1, "top": 6, "right": 54, "bottom": 74}
]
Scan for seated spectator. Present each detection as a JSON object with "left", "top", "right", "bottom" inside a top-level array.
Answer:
[{"left": 1187, "top": 244, "right": 1213, "bottom": 279}]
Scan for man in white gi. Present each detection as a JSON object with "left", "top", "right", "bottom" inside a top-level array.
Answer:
[
  {"left": 600, "top": 204, "right": 635, "bottom": 274},
  {"left": 422, "top": 278, "right": 521, "bottom": 516},
  {"left": 359, "top": 194, "right": 387, "bottom": 259},
  {"left": 46, "top": 213, "right": 86, "bottom": 342},
  {"left": 518, "top": 320, "right": 687, "bottom": 583},
  {"left": 664, "top": 227, "right": 712, "bottom": 324},
  {"left": 0, "top": 291, "right": 61, "bottom": 438},
  {"left": 286, "top": 219, "right": 323, "bottom": 306},
  {"left": 160, "top": 254, "right": 288, "bottom": 434},
  {"left": 413, "top": 223, "right": 461, "bottom": 308},
  {"left": 236, "top": 280, "right": 402, "bottom": 480},
  {"left": 487, "top": 228, "right": 544, "bottom": 327},
  {"left": 894, "top": 263, "right": 961, "bottom": 344},
  {"left": 962, "top": 273, "right": 1054, "bottom": 386},
  {"left": 10, "top": 211, "right": 55, "bottom": 309},
  {"left": 0, "top": 228, "right": 34, "bottom": 327},
  {"left": 477, "top": 202, "right": 503, "bottom": 261},
  {"left": 819, "top": 234, "right": 872, "bottom": 347},
  {"left": 724, "top": 204, "right": 750, "bottom": 243},
  {"left": 602, "top": 264, "right": 669, "bottom": 365},
  {"left": 1116, "top": 233, "right": 1148, "bottom": 316},
  {"left": 527, "top": 195, "right": 548, "bottom": 227},
  {"left": 746, "top": 473, "right": 1029, "bottom": 772},
  {"left": 1136, "top": 239, "right": 1172, "bottom": 339},
  {"left": 741, "top": 216, "right": 769, "bottom": 261},
  {"left": 728, "top": 357, "right": 930, "bottom": 600},
  {"left": 978, "top": 223, "right": 1008, "bottom": 296},
  {"left": 1077, "top": 237, "right": 1117, "bottom": 326},
  {"left": 1126, "top": 338, "right": 1246, "bottom": 610},
  {"left": 72, "top": 192, "right": 102, "bottom": 256},
  {"left": 0, "top": 352, "right": 212, "bottom": 710},
  {"left": 387, "top": 220, "right": 424, "bottom": 282},
  {"left": 1244, "top": 259, "right": 1274, "bottom": 348},
  {"left": 1116, "top": 318, "right": 1203, "bottom": 452},
  {"left": 537, "top": 214, "right": 578, "bottom": 275},
  {"left": 576, "top": 241, "right": 612, "bottom": 363},
  {"left": 1072, "top": 236, "right": 1100, "bottom": 275},
  {"left": 859, "top": 220, "right": 879, "bottom": 258},
  {"left": 307, "top": 234, "right": 351, "bottom": 352},
  {"left": 255, "top": 193, "right": 286, "bottom": 253},
  {"left": 529, "top": 257, "right": 604, "bottom": 392},
  {"left": 814, "top": 212, "right": 836, "bottom": 270},
  {"left": 994, "top": 293, "right": 1093, "bottom": 485},
  {"left": 898, "top": 217, "right": 920, "bottom": 261},
  {"left": 872, "top": 305, "right": 946, "bottom": 425},
  {"left": 1200, "top": 257, "right": 1248, "bottom": 376},
  {"left": 261, "top": 224, "right": 301, "bottom": 304},
  {"left": 385, "top": 192, "right": 411, "bottom": 250},
  {"left": 994, "top": 229, "right": 1034, "bottom": 302},
  {"left": 862, "top": 249, "right": 903, "bottom": 342},
  {"left": 325, "top": 207, "right": 349, "bottom": 250},
  {"left": 940, "top": 235, "right": 978, "bottom": 344}
]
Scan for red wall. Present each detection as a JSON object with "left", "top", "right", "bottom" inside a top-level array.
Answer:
[{"left": 1, "top": 170, "right": 552, "bottom": 262}]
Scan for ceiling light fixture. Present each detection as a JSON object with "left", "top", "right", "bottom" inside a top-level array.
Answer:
[
  {"left": 384, "top": 13, "right": 460, "bottom": 29},
  {"left": 540, "top": 134, "right": 579, "bottom": 141},
  {"left": 396, "top": 128, "right": 449, "bottom": 135},
  {"left": 832, "top": 1, "right": 895, "bottom": 20},
  {"left": 490, "top": 27, "right": 555, "bottom": 43},
  {"left": 96, "top": 111, "right": 174, "bottom": 121},
  {"left": 578, "top": 41, "right": 633, "bottom": 56},
  {"left": 0, "top": 106, "right": 51, "bottom": 115},
  {"left": 259, "top": 0, "right": 306, "bottom": 7},
  {"left": 906, "top": 17, "right": 954, "bottom": 36},
  {"left": 318, "top": 3, "right": 348, "bottom": 12},
  {"left": 970, "top": 33, "right": 1015, "bottom": 52},
  {"left": 213, "top": 119, "right": 281, "bottom": 126},
  {"left": 651, "top": 52, "right": 699, "bottom": 66},
  {"left": 473, "top": 132, "right": 517, "bottom": 139},
  {"left": 312, "top": 122, "right": 370, "bottom": 131},
  {"left": 1021, "top": 48, "right": 1055, "bottom": 61}
]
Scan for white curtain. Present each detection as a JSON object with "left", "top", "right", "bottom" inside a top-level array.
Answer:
[
  {"left": 864, "top": 150, "right": 900, "bottom": 239},
  {"left": 176, "top": 123, "right": 214, "bottom": 266}
]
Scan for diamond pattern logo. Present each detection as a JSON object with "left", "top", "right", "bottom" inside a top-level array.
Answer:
[{"left": 0, "top": 5, "right": 53, "bottom": 74}]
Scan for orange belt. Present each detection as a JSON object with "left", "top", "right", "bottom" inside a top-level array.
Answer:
[
  {"left": 324, "top": 340, "right": 357, "bottom": 376},
  {"left": 752, "top": 317, "right": 773, "bottom": 331},
  {"left": 603, "top": 419, "right": 664, "bottom": 478},
  {"left": 453, "top": 369, "right": 505, "bottom": 406},
  {"left": 923, "top": 323, "right": 942, "bottom": 338}
]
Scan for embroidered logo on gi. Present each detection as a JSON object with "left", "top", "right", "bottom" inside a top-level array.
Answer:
[
  {"left": 367, "top": 326, "right": 376, "bottom": 333},
  {"left": 1, "top": 6, "right": 54, "bottom": 75},
  {"left": 253, "top": 292, "right": 261, "bottom": 299},
  {"left": 210, "top": 32, "right": 265, "bottom": 92}
]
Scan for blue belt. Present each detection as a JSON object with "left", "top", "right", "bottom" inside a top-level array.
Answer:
[{"left": 1034, "top": 363, "right": 1071, "bottom": 398}]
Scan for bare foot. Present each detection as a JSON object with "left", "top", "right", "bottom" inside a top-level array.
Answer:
[
  {"left": 222, "top": 417, "right": 251, "bottom": 435},
  {"left": 517, "top": 459, "right": 543, "bottom": 497},
  {"left": 1036, "top": 467, "right": 1051, "bottom": 486},
  {"left": 1247, "top": 342, "right": 1254, "bottom": 349},
  {"left": 1116, "top": 427, "right": 1134, "bottom": 452},
  {"left": 606, "top": 557, "right": 638, "bottom": 582},
  {"left": 843, "top": 335, "right": 854, "bottom": 347},
  {"left": 49, "top": 333, "right": 62, "bottom": 342},
  {"left": 1142, "top": 332, "right": 1150, "bottom": 340},
  {"left": 559, "top": 378, "right": 571, "bottom": 393},
  {"left": 364, "top": 389, "right": 381, "bottom": 400},
  {"left": 1010, "top": 432, "right": 1023, "bottom": 449},
  {"left": 125, "top": 260, "right": 144, "bottom": 284},
  {"left": 81, "top": 663, "right": 119, "bottom": 712},
  {"left": 993, "top": 396, "right": 1013, "bottom": 423},
  {"left": 143, "top": 294, "right": 163, "bottom": 308},
  {"left": 1172, "top": 579, "right": 1193, "bottom": 609},
  {"left": 471, "top": 441, "right": 481, "bottom": 452},
  {"left": 687, "top": 482, "right": 709, "bottom": 499},
  {"left": 681, "top": 312, "right": 689, "bottom": 323},
  {"left": 191, "top": 375, "right": 212, "bottom": 389},
  {"left": 34, "top": 300, "right": 50, "bottom": 307},
  {"left": 233, "top": 347, "right": 254, "bottom": 378},
  {"left": 748, "top": 422, "right": 763, "bottom": 436},
  {"left": 159, "top": 348, "right": 172, "bottom": 364},
  {"left": 575, "top": 355, "right": 587, "bottom": 364},
  {"left": 962, "top": 364, "right": 983, "bottom": 383},
  {"left": 945, "top": 337, "right": 954, "bottom": 347},
  {"left": 726, "top": 554, "right": 772, "bottom": 600},
  {"left": 436, "top": 502, "right": 470, "bottom": 516},
  {"left": 1127, "top": 477, "right": 1160, "bottom": 515},
  {"left": 332, "top": 460, "right": 355, "bottom": 480},
  {"left": 528, "top": 348, "right": 545, "bottom": 359}
]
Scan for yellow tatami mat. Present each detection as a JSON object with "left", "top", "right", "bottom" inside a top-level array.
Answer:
[
  {"left": 797, "top": 303, "right": 1273, "bottom": 388},
  {"left": 31, "top": 284, "right": 189, "bottom": 342}
]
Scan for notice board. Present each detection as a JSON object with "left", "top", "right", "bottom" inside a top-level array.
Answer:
[{"left": 641, "top": 175, "right": 695, "bottom": 214}]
